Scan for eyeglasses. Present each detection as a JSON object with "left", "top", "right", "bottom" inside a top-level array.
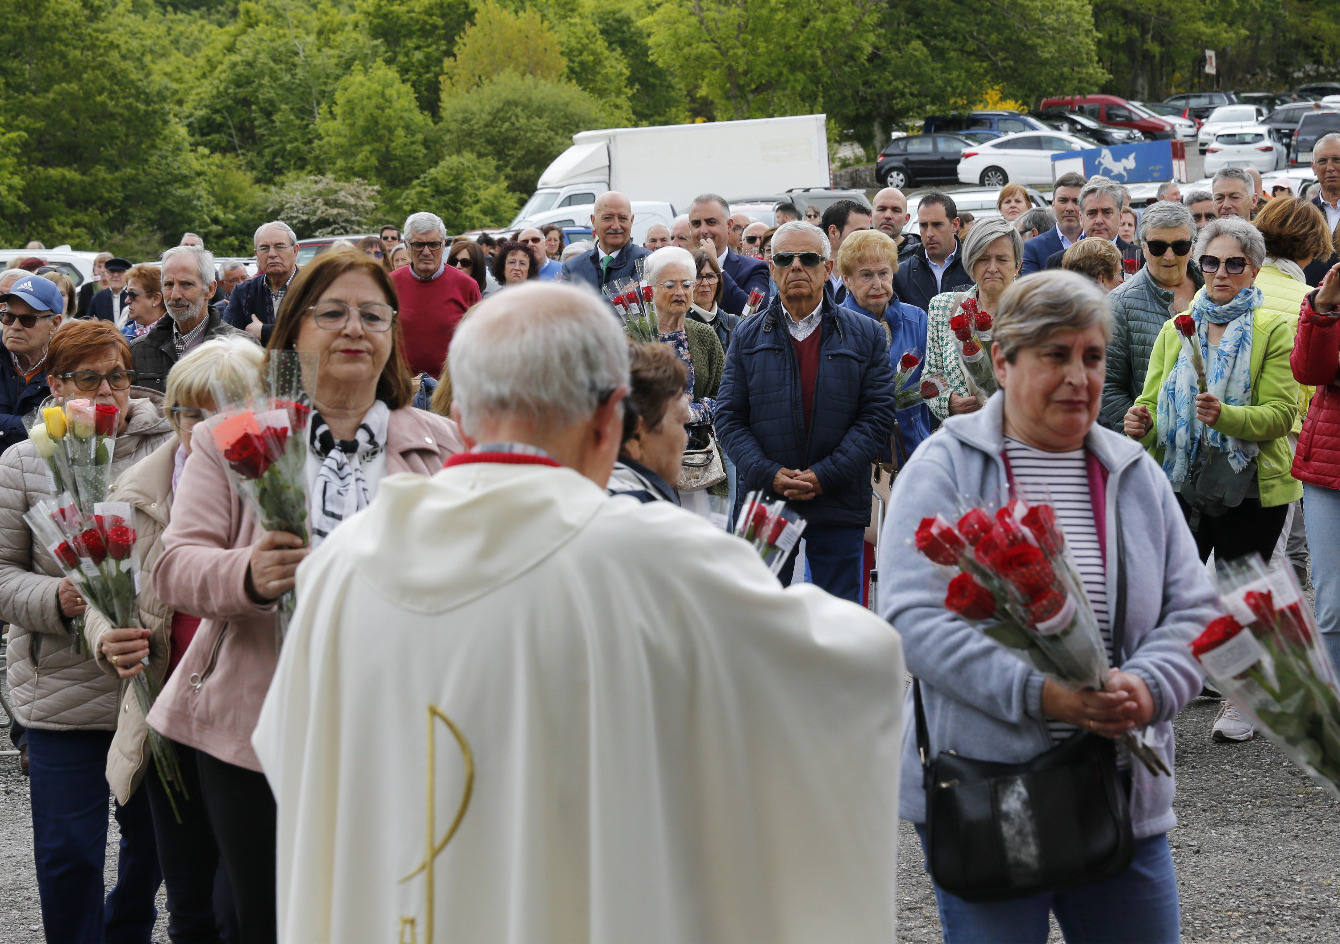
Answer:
[
  {"left": 307, "top": 301, "right": 396, "bottom": 332},
  {"left": 1198, "top": 254, "right": 1248, "bottom": 275},
  {"left": 255, "top": 242, "right": 292, "bottom": 255},
  {"left": 409, "top": 240, "right": 443, "bottom": 253},
  {"left": 696, "top": 273, "right": 719, "bottom": 283},
  {"left": 381, "top": 234, "right": 400, "bottom": 242},
  {"left": 1145, "top": 240, "right": 1192, "bottom": 257},
  {"left": 60, "top": 369, "right": 136, "bottom": 391},
  {"left": 658, "top": 279, "right": 694, "bottom": 291},
  {"left": 771, "top": 251, "right": 826, "bottom": 268},
  {"left": 0, "top": 308, "right": 56, "bottom": 328},
  {"left": 519, "top": 236, "right": 543, "bottom": 245},
  {"left": 169, "top": 406, "right": 207, "bottom": 426},
  {"left": 452, "top": 256, "right": 472, "bottom": 268},
  {"left": 742, "top": 235, "right": 761, "bottom": 244}
]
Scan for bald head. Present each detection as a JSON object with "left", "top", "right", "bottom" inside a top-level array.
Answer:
[
  {"left": 517, "top": 227, "right": 547, "bottom": 267},
  {"left": 872, "top": 187, "right": 910, "bottom": 239},
  {"left": 671, "top": 215, "right": 690, "bottom": 248},
  {"left": 741, "top": 221, "right": 768, "bottom": 258},
  {"left": 644, "top": 224, "right": 671, "bottom": 251},
  {"left": 592, "top": 192, "right": 634, "bottom": 253}
]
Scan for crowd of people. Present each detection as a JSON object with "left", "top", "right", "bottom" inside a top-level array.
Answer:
[{"left": 3, "top": 132, "right": 1340, "bottom": 943}]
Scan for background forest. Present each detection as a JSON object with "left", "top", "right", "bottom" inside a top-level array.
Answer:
[{"left": 2, "top": 0, "right": 1336, "bottom": 254}]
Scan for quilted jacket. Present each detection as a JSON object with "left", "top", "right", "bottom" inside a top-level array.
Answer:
[
  {"left": 715, "top": 293, "right": 897, "bottom": 529},
  {"left": 0, "top": 398, "right": 172, "bottom": 730},
  {"left": 1291, "top": 291, "right": 1340, "bottom": 490},
  {"left": 1255, "top": 263, "right": 1313, "bottom": 434},
  {"left": 1101, "top": 267, "right": 1189, "bottom": 432}
]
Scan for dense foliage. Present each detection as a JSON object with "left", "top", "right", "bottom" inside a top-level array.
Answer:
[{"left": 1, "top": 0, "right": 1331, "bottom": 254}]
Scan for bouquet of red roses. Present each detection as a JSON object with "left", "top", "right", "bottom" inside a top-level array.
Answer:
[
  {"left": 1173, "top": 313, "right": 1208, "bottom": 394},
  {"left": 607, "top": 279, "right": 658, "bottom": 343},
  {"left": 950, "top": 297, "right": 998, "bottom": 402},
  {"left": 892, "top": 351, "right": 925, "bottom": 409},
  {"left": 914, "top": 498, "right": 1170, "bottom": 775},
  {"left": 1190, "top": 557, "right": 1340, "bottom": 797},
  {"left": 733, "top": 490, "right": 806, "bottom": 576}
]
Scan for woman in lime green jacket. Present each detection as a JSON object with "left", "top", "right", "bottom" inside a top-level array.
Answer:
[{"left": 1124, "top": 217, "right": 1300, "bottom": 564}]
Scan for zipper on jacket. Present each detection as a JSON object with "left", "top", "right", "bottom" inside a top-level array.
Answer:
[{"left": 188, "top": 625, "right": 228, "bottom": 694}]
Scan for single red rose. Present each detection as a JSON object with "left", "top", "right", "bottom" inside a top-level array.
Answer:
[
  {"left": 78, "top": 527, "right": 106, "bottom": 564},
  {"left": 973, "top": 532, "right": 1004, "bottom": 568},
  {"left": 995, "top": 499, "right": 1026, "bottom": 524},
  {"left": 974, "top": 310, "right": 993, "bottom": 332},
  {"left": 259, "top": 425, "right": 290, "bottom": 459},
  {"left": 747, "top": 289, "right": 764, "bottom": 306},
  {"left": 949, "top": 313, "right": 973, "bottom": 341},
  {"left": 959, "top": 298, "right": 979, "bottom": 318},
  {"left": 1174, "top": 314, "right": 1196, "bottom": 337},
  {"left": 1276, "top": 603, "right": 1314, "bottom": 647},
  {"left": 1123, "top": 258, "right": 1140, "bottom": 274},
  {"left": 1021, "top": 504, "right": 1063, "bottom": 554},
  {"left": 53, "top": 541, "right": 78, "bottom": 569},
  {"left": 106, "top": 525, "right": 136, "bottom": 561},
  {"left": 946, "top": 572, "right": 996, "bottom": 620},
  {"left": 1243, "top": 589, "right": 1277, "bottom": 628},
  {"left": 641, "top": 285, "right": 654, "bottom": 303},
  {"left": 999, "top": 543, "right": 1054, "bottom": 595},
  {"left": 957, "top": 508, "right": 993, "bottom": 545},
  {"left": 767, "top": 514, "right": 787, "bottom": 545},
  {"left": 749, "top": 502, "right": 769, "bottom": 538},
  {"left": 94, "top": 403, "right": 118, "bottom": 437},
  {"left": 991, "top": 517, "right": 1032, "bottom": 550},
  {"left": 1028, "top": 588, "right": 1066, "bottom": 623},
  {"left": 223, "top": 433, "right": 271, "bottom": 479},
  {"left": 899, "top": 352, "right": 920, "bottom": 371},
  {"left": 961, "top": 338, "right": 981, "bottom": 356},
  {"left": 920, "top": 379, "right": 942, "bottom": 400},
  {"left": 915, "top": 515, "right": 966, "bottom": 566},
  {"left": 1190, "top": 614, "right": 1245, "bottom": 659}
]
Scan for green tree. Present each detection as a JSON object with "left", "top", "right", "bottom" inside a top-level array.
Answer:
[
  {"left": 438, "top": 72, "right": 619, "bottom": 197},
  {"left": 265, "top": 175, "right": 381, "bottom": 237},
  {"left": 354, "top": 0, "right": 477, "bottom": 116},
  {"left": 317, "top": 63, "right": 433, "bottom": 192},
  {"left": 594, "top": 1, "right": 686, "bottom": 124},
  {"left": 396, "top": 153, "right": 521, "bottom": 233},
  {"left": 441, "top": 1, "right": 567, "bottom": 96}
]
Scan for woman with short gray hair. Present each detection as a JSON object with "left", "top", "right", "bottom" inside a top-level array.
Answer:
[
  {"left": 882, "top": 270, "right": 1216, "bottom": 941},
  {"left": 922, "top": 217, "right": 1024, "bottom": 421}
]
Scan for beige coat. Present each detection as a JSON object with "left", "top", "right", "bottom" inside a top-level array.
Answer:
[
  {"left": 0, "top": 398, "right": 173, "bottom": 730},
  {"left": 83, "top": 438, "right": 176, "bottom": 803}
]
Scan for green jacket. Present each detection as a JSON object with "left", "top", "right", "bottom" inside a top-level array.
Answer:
[
  {"left": 1134, "top": 295, "right": 1301, "bottom": 508},
  {"left": 685, "top": 318, "right": 724, "bottom": 401}
]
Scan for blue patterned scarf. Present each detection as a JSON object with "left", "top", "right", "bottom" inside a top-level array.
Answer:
[{"left": 1156, "top": 286, "right": 1261, "bottom": 484}]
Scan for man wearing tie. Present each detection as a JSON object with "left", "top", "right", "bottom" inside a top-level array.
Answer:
[
  {"left": 688, "top": 194, "right": 768, "bottom": 312},
  {"left": 88, "top": 257, "right": 132, "bottom": 326},
  {"left": 559, "top": 191, "right": 650, "bottom": 294}
]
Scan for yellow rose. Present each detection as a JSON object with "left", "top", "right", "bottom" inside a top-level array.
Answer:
[{"left": 42, "top": 406, "right": 66, "bottom": 439}]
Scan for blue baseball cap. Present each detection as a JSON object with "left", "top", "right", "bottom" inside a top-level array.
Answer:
[{"left": 2, "top": 275, "right": 65, "bottom": 314}]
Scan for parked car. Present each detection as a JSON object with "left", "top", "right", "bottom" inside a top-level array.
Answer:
[
  {"left": 922, "top": 111, "right": 1049, "bottom": 137},
  {"left": 295, "top": 234, "right": 379, "bottom": 267},
  {"left": 1295, "top": 83, "right": 1340, "bottom": 101},
  {"left": 1264, "top": 101, "right": 1336, "bottom": 157},
  {"left": 956, "top": 131, "right": 1094, "bottom": 186},
  {"left": 0, "top": 247, "right": 100, "bottom": 288},
  {"left": 726, "top": 187, "right": 871, "bottom": 220},
  {"left": 1197, "top": 104, "right": 1267, "bottom": 151},
  {"left": 1203, "top": 124, "right": 1287, "bottom": 175},
  {"left": 902, "top": 187, "right": 1048, "bottom": 236},
  {"left": 1236, "top": 92, "right": 1291, "bottom": 113},
  {"left": 1128, "top": 101, "right": 1198, "bottom": 140},
  {"left": 1034, "top": 111, "right": 1139, "bottom": 145},
  {"left": 875, "top": 133, "right": 973, "bottom": 188},
  {"left": 1292, "top": 110, "right": 1340, "bottom": 165},
  {"left": 958, "top": 129, "right": 1004, "bottom": 144},
  {"left": 1038, "top": 94, "right": 1177, "bottom": 140},
  {"left": 1162, "top": 90, "right": 1238, "bottom": 123}
]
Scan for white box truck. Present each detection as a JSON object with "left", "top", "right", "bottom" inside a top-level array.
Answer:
[{"left": 509, "top": 114, "right": 829, "bottom": 229}]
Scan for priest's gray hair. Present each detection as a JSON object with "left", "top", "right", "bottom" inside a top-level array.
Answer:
[
  {"left": 644, "top": 246, "right": 695, "bottom": 285},
  {"left": 160, "top": 245, "right": 217, "bottom": 287},
  {"left": 772, "top": 221, "right": 831, "bottom": 258},
  {"left": 993, "top": 270, "right": 1112, "bottom": 363},
  {"left": 403, "top": 211, "right": 447, "bottom": 240},
  {"left": 1193, "top": 216, "right": 1265, "bottom": 268},
  {"left": 449, "top": 282, "right": 630, "bottom": 437}
]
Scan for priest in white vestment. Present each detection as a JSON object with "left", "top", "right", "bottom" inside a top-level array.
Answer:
[{"left": 253, "top": 282, "right": 906, "bottom": 944}]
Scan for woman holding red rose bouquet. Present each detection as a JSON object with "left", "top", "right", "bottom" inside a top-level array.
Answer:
[
  {"left": 0, "top": 319, "right": 172, "bottom": 943},
  {"left": 881, "top": 271, "right": 1219, "bottom": 943},
  {"left": 146, "top": 249, "right": 463, "bottom": 944}
]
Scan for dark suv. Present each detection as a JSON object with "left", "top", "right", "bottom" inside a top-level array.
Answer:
[
  {"left": 1265, "top": 102, "right": 1335, "bottom": 156},
  {"left": 876, "top": 134, "right": 974, "bottom": 188},
  {"left": 1292, "top": 111, "right": 1340, "bottom": 165},
  {"left": 922, "top": 111, "right": 1048, "bottom": 136},
  {"left": 1162, "top": 91, "right": 1237, "bottom": 123}
]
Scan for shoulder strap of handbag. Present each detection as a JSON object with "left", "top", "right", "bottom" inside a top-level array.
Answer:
[{"left": 913, "top": 678, "right": 932, "bottom": 784}]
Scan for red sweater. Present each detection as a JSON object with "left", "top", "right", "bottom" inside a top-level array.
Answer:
[
  {"left": 391, "top": 265, "right": 481, "bottom": 377},
  {"left": 1291, "top": 291, "right": 1340, "bottom": 489},
  {"left": 792, "top": 330, "right": 822, "bottom": 431}
]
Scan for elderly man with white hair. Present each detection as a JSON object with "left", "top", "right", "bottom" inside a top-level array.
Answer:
[
  {"left": 390, "top": 210, "right": 481, "bottom": 378},
  {"left": 716, "top": 221, "right": 897, "bottom": 603},
  {"left": 253, "top": 281, "right": 906, "bottom": 944},
  {"left": 224, "top": 218, "right": 302, "bottom": 344}
]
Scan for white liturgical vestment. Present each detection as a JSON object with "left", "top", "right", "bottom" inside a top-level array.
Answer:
[{"left": 253, "top": 460, "right": 905, "bottom": 943}]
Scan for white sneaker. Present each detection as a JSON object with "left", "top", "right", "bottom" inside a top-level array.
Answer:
[{"left": 1212, "top": 700, "right": 1254, "bottom": 742}]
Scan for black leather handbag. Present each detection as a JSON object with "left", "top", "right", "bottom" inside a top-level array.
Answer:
[{"left": 914, "top": 680, "right": 1134, "bottom": 902}]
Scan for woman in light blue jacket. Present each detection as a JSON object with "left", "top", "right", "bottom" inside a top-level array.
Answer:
[{"left": 879, "top": 271, "right": 1219, "bottom": 944}]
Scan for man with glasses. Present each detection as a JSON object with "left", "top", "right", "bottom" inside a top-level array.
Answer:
[
  {"left": 89, "top": 257, "right": 132, "bottom": 326},
  {"left": 560, "top": 191, "right": 650, "bottom": 295},
  {"left": 1184, "top": 189, "right": 1215, "bottom": 231},
  {"left": 390, "top": 210, "right": 481, "bottom": 378},
  {"left": 516, "top": 227, "right": 561, "bottom": 280},
  {"left": 0, "top": 275, "right": 63, "bottom": 453},
  {"left": 642, "top": 223, "right": 671, "bottom": 251},
  {"left": 133, "top": 246, "right": 250, "bottom": 393},
  {"left": 1042, "top": 175, "right": 1140, "bottom": 272},
  {"left": 716, "top": 221, "right": 897, "bottom": 603},
  {"left": 688, "top": 193, "right": 768, "bottom": 313},
  {"left": 740, "top": 221, "right": 768, "bottom": 259},
  {"left": 225, "top": 219, "right": 302, "bottom": 344},
  {"left": 1304, "top": 133, "right": 1340, "bottom": 285}
]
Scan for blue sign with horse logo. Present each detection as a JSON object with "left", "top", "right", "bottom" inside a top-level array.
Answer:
[{"left": 1052, "top": 140, "right": 1174, "bottom": 183}]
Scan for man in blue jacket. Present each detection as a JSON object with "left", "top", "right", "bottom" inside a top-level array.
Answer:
[
  {"left": 559, "top": 191, "right": 650, "bottom": 295},
  {"left": 893, "top": 192, "right": 972, "bottom": 312},
  {"left": 224, "top": 219, "right": 301, "bottom": 345},
  {"left": 0, "top": 274, "right": 64, "bottom": 454},
  {"left": 716, "top": 221, "right": 897, "bottom": 603},
  {"left": 689, "top": 194, "right": 769, "bottom": 312},
  {"left": 1020, "top": 171, "right": 1086, "bottom": 274}
]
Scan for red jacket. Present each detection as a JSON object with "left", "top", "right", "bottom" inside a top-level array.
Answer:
[
  {"left": 1291, "top": 291, "right": 1340, "bottom": 489},
  {"left": 391, "top": 264, "right": 481, "bottom": 377}
]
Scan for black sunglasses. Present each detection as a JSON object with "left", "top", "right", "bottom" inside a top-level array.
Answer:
[
  {"left": 1145, "top": 240, "right": 1192, "bottom": 257},
  {"left": 1199, "top": 254, "right": 1248, "bottom": 275},
  {"left": 771, "top": 251, "right": 825, "bottom": 268},
  {"left": 742, "top": 235, "right": 761, "bottom": 244},
  {"left": 0, "top": 309, "right": 56, "bottom": 328}
]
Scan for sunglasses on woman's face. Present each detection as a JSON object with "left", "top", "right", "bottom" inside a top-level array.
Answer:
[
  {"left": 1145, "top": 240, "right": 1192, "bottom": 257},
  {"left": 452, "top": 256, "right": 471, "bottom": 268},
  {"left": 1199, "top": 254, "right": 1248, "bottom": 275}
]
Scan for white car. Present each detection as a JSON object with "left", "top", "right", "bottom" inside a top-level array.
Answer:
[
  {"left": 956, "top": 131, "right": 1095, "bottom": 187},
  {"left": 1203, "top": 124, "right": 1287, "bottom": 175},
  {"left": 0, "top": 246, "right": 101, "bottom": 289},
  {"left": 1197, "top": 105, "right": 1266, "bottom": 152}
]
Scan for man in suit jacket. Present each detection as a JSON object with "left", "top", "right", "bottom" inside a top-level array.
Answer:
[
  {"left": 88, "top": 257, "right": 131, "bottom": 325},
  {"left": 688, "top": 194, "right": 768, "bottom": 312},
  {"left": 1041, "top": 175, "right": 1138, "bottom": 271},
  {"left": 1020, "top": 171, "right": 1086, "bottom": 275},
  {"left": 893, "top": 191, "right": 972, "bottom": 312},
  {"left": 1305, "top": 133, "right": 1340, "bottom": 285},
  {"left": 559, "top": 191, "right": 650, "bottom": 296},
  {"left": 820, "top": 199, "right": 872, "bottom": 304},
  {"left": 75, "top": 252, "right": 111, "bottom": 319}
]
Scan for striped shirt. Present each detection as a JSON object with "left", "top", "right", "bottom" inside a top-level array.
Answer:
[{"left": 1003, "top": 438, "right": 1114, "bottom": 744}]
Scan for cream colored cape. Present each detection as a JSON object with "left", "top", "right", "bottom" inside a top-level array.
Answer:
[{"left": 253, "top": 462, "right": 905, "bottom": 943}]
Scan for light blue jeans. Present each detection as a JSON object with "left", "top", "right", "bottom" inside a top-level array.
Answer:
[
  {"left": 1303, "top": 482, "right": 1340, "bottom": 671},
  {"left": 915, "top": 827, "right": 1180, "bottom": 944}
]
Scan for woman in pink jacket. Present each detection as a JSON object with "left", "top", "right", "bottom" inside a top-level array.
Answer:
[{"left": 147, "top": 250, "right": 464, "bottom": 943}]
